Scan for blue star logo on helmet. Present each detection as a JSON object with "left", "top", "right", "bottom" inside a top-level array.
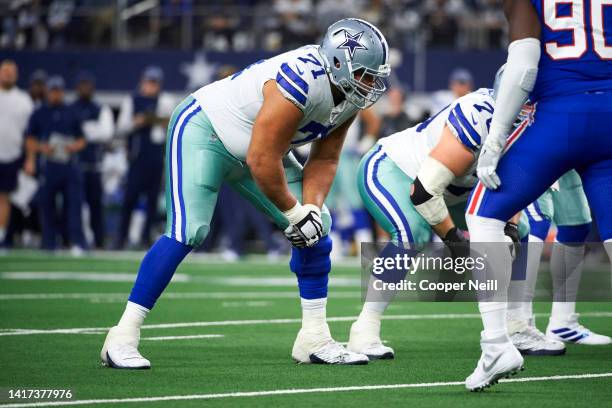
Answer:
[{"left": 337, "top": 30, "right": 368, "bottom": 59}]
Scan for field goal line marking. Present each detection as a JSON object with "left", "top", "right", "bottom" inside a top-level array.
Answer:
[
  {"left": 1, "top": 312, "right": 612, "bottom": 337},
  {"left": 0, "top": 373, "right": 611, "bottom": 408}
]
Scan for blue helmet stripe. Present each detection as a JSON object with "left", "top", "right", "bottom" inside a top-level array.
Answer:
[
  {"left": 453, "top": 104, "right": 482, "bottom": 147},
  {"left": 276, "top": 72, "right": 306, "bottom": 106},
  {"left": 280, "top": 63, "right": 309, "bottom": 94}
]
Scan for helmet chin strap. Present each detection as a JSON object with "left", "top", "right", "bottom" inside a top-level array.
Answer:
[{"left": 329, "top": 82, "right": 346, "bottom": 106}]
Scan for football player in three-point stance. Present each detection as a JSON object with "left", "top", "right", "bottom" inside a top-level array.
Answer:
[
  {"left": 101, "top": 18, "right": 390, "bottom": 368},
  {"left": 466, "top": 0, "right": 612, "bottom": 391}
]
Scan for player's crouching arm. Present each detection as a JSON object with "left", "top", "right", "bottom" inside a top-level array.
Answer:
[
  {"left": 411, "top": 126, "right": 474, "bottom": 245},
  {"left": 247, "top": 81, "right": 322, "bottom": 247},
  {"left": 247, "top": 81, "right": 303, "bottom": 211},
  {"left": 302, "top": 115, "right": 355, "bottom": 209}
]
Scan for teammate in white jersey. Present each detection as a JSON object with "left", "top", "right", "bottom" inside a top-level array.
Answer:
[
  {"left": 347, "top": 87, "right": 554, "bottom": 360},
  {"left": 100, "top": 18, "right": 390, "bottom": 368}
]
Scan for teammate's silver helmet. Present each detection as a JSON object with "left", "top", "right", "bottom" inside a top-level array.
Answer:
[{"left": 318, "top": 18, "right": 391, "bottom": 109}]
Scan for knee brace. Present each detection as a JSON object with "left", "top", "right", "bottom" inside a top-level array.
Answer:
[
  {"left": 556, "top": 223, "right": 591, "bottom": 244},
  {"left": 290, "top": 235, "right": 332, "bottom": 299}
]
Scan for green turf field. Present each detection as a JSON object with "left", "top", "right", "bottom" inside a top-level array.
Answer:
[{"left": 0, "top": 251, "right": 611, "bottom": 407}]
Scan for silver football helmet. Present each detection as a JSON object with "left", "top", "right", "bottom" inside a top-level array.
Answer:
[{"left": 319, "top": 18, "right": 391, "bottom": 109}]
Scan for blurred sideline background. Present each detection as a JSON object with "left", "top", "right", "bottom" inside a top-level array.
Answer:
[{"left": 1, "top": 0, "right": 591, "bottom": 261}]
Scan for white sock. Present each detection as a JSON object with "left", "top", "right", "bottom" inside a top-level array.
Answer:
[
  {"left": 301, "top": 297, "right": 328, "bottom": 332},
  {"left": 507, "top": 280, "right": 526, "bottom": 324},
  {"left": 606, "top": 240, "right": 612, "bottom": 286},
  {"left": 479, "top": 301, "right": 508, "bottom": 339},
  {"left": 550, "top": 302, "right": 576, "bottom": 324},
  {"left": 549, "top": 242, "right": 584, "bottom": 324},
  {"left": 605, "top": 239, "right": 612, "bottom": 264},
  {"left": 0, "top": 228, "right": 5, "bottom": 243},
  {"left": 357, "top": 301, "right": 388, "bottom": 325},
  {"left": 523, "top": 302, "right": 533, "bottom": 321},
  {"left": 467, "top": 215, "right": 511, "bottom": 339},
  {"left": 117, "top": 301, "right": 149, "bottom": 330},
  {"left": 360, "top": 270, "right": 396, "bottom": 319},
  {"left": 522, "top": 235, "right": 544, "bottom": 320}
]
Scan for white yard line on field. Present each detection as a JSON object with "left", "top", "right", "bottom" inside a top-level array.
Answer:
[
  {"left": 0, "top": 272, "right": 190, "bottom": 283},
  {"left": 1, "top": 312, "right": 611, "bottom": 337},
  {"left": 203, "top": 276, "right": 360, "bottom": 287},
  {"left": 0, "top": 373, "right": 611, "bottom": 408},
  {"left": 0, "top": 291, "right": 360, "bottom": 301},
  {"left": 0, "top": 250, "right": 362, "bottom": 267},
  {"left": 141, "top": 334, "right": 224, "bottom": 341},
  {"left": 0, "top": 273, "right": 359, "bottom": 286}
]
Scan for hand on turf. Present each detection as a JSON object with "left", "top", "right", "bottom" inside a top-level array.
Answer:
[
  {"left": 283, "top": 203, "right": 323, "bottom": 248},
  {"left": 477, "top": 135, "right": 505, "bottom": 190}
]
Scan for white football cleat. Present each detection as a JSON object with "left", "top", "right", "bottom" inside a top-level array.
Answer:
[
  {"left": 101, "top": 326, "right": 151, "bottom": 369},
  {"left": 547, "top": 313, "right": 612, "bottom": 345},
  {"left": 509, "top": 321, "right": 566, "bottom": 356},
  {"left": 465, "top": 332, "right": 524, "bottom": 392},
  {"left": 292, "top": 327, "right": 369, "bottom": 365},
  {"left": 347, "top": 321, "right": 394, "bottom": 360}
]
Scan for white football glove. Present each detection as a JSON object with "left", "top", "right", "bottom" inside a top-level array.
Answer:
[
  {"left": 477, "top": 131, "right": 506, "bottom": 190},
  {"left": 283, "top": 202, "right": 323, "bottom": 248},
  {"left": 284, "top": 225, "right": 308, "bottom": 248}
]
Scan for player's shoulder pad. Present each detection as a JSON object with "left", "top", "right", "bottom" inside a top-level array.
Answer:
[
  {"left": 275, "top": 45, "right": 327, "bottom": 112},
  {"left": 446, "top": 88, "right": 495, "bottom": 152}
]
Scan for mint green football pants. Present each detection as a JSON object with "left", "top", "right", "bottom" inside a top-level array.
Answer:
[
  {"left": 526, "top": 169, "right": 591, "bottom": 227},
  {"left": 358, "top": 144, "right": 530, "bottom": 245},
  {"left": 164, "top": 96, "right": 331, "bottom": 247}
]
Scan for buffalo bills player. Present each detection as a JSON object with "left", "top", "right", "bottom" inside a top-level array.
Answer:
[{"left": 465, "top": 0, "right": 612, "bottom": 391}]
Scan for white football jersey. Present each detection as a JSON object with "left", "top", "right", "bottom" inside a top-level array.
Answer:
[
  {"left": 378, "top": 88, "right": 495, "bottom": 205},
  {"left": 192, "top": 45, "right": 360, "bottom": 160}
]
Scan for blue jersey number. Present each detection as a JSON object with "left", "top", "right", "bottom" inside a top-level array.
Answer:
[
  {"left": 297, "top": 53, "right": 326, "bottom": 80},
  {"left": 293, "top": 121, "right": 334, "bottom": 144},
  {"left": 474, "top": 101, "right": 493, "bottom": 131}
]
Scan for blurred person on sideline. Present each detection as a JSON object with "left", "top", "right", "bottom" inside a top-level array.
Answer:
[
  {"left": 430, "top": 68, "right": 474, "bottom": 114},
  {"left": 28, "top": 69, "right": 47, "bottom": 108},
  {"left": 0, "top": 59, "right": 33, "bottom": 248},
  {"left": 24, "top": 75, "right": 87, "bottom": 254},
  {"left": 72, "top": 71, "right": 114, "bottom": 249},
  {"left": 380, "top": 86, "right": 414, "bottom": 138},
  {"left": 115, "top": 66, "right": 174, "bottom": 249},
  {"left": 326, "top": 107, "right": 381, "bottom": 259}
]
